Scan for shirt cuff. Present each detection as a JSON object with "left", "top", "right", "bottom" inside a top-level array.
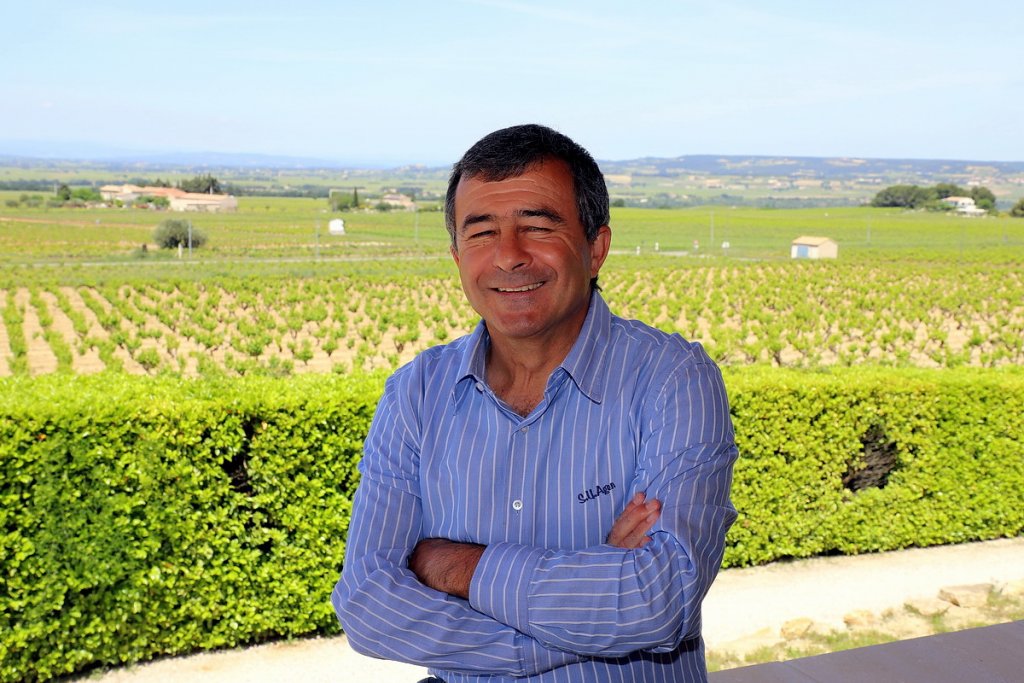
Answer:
[{"left": 469, "top": 541, "right": 545, "bottom": 634}]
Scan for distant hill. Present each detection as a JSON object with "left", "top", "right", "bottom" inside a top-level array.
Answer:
[
  {"left": 2, "top": 148, "right": 1021, "bottom": 209},
  {"left": 1, "top": 145, "right": 1022, "bottom": 180},
  {"left": 599, "top": 155, "right": 1024, "bottom": 182}
]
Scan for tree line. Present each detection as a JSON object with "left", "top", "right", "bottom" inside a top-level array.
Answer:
[{"left": 870, "top": 183, "right": 997, "bottom": 212}]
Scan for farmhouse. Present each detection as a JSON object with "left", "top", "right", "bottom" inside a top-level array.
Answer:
[
  {"left": 791, "top": 236, "right": 838, "bottom": 259},
  {"left": 168, "top": 192, "right": 238, "bottom": 213},
  {"left": 99, "top": 184, "right": 186, "bottom": 202},
  {"left": 942, "top": 196, "right": 986, "bottom": 216},
  {"left": 379, "top": 193, "right": 415, "bottom": 210},
  {"left": 98, "top": 184, "right": 237, "bottom": 212}
]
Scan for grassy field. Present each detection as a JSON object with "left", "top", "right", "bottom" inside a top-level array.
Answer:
[{"left": 2, "top": 194, "right": 1022, "bottom": 263}]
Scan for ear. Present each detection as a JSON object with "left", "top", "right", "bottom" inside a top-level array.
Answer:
[
  {"left": 450, "top": 243, "right": 460, "bottom": 267},
  {"left": 588, "top": 225, "right": 611, "bottom": 277}
]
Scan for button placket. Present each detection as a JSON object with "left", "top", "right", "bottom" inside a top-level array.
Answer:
[{"left": 509, "top": 422, "right": 531, "bottom": 519}]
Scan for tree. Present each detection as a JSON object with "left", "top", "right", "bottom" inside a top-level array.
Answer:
[
  {"left": 969, "top": 186, "right": 997, "bottom": 213},
  {"left": 933, "top": 182, "right": 965, "bottom": 199},
  {"left": 179, "top": 174, "right": 222, "bottom": 194},
  {"left": 71, "top": 187, "right": 101, "bottom": 202},
  {"left": 56, "top": 183, "right": 72, "bottom": 201},
  {"left": 330, "top": 189, "right": 354, "bottom": 212},
  {"left": 1010, "top": 198, "right": 1024, "bottom": 217},
  {"left": 871, "top": 185, "right": 934, "bottom": 209},
  {"left": 137, "top": 195, "right": 170, "bottom": 208},
  {"left": 154, "top": 218, "right": 207, "bottom": 249}
]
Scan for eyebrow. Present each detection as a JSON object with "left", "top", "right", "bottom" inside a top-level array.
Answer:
[{"left": 459, "top": 207, "right": 566, "bottom": 233}]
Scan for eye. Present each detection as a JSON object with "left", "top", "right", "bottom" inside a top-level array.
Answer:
[{"left": 466, "top": 228, "right": 495, "bottom": 240}]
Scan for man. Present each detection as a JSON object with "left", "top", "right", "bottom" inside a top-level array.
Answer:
[{"left": 333, "top": 124, "right": 737, "bottom": 682}]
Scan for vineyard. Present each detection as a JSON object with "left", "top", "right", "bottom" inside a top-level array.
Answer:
[
  {"left": 1, "top": 259, "right": 1023, "bottom": 377},
  {"left": 1, "top": 197, "right": 1023, "bottom": 377}
]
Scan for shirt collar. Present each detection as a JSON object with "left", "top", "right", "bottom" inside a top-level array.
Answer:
[
  {"left": 452, "top": 320, "right": 489, "bottom": 397},
  {"left": 557, "top": 290, "right": 610, "bottom": 404},
  {"left": 451, "top": 290, "right": 611, "bottom": 405}
]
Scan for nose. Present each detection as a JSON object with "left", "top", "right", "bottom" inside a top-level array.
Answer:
[{"left": 493, "top": 230, "right": 530, "bottom": 272}]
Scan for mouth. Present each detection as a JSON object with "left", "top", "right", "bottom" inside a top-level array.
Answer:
[{"left": 494, "top": 282, "right": 544, "bottom": 293}]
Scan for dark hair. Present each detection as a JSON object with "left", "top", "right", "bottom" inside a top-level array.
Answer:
[{"left": 444, "top": 124, "right": 609, "bottom": 248}]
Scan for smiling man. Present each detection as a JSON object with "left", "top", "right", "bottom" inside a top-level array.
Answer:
[{"left": 333, "top": 124, "right": 738, "bottom": 682}]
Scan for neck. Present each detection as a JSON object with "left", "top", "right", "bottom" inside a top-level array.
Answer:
[{"left": 485, "top": 324, "right": 581, "bottom": 418}]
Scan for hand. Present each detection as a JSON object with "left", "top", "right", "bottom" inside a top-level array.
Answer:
[
  {"left": 409, "top": 538, "right": 485, "bottom": 600},
  {"left": 606, "top": 493, "right": 661, "bottom": 549}
]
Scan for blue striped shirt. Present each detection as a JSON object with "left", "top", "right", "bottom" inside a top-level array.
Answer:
[{"left": 333, "top": 292, "right": 737, "bottom": 682}]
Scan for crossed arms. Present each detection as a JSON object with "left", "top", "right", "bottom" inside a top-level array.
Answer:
[{"left": 409, "top": 493, "right": 661, "bottom": 599}]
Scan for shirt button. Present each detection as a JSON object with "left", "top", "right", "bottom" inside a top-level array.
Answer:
[
  {"left": 475, "top": 382, "right": 484, "bottom": 392},
  {"left": 520, "top": 426, "right": 529, "bottom": 434},
  {"left": 512, "top": 499, "right": 523, "bottom": 511}
]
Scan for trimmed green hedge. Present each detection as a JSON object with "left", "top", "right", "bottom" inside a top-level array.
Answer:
[
  {"left": 722, "top": 367, "right": 1024, "bottom": 567},
  {"left": 0, "top": 373, "right": 383, "bottom": 683},
  {"left": 1, "top": 368, "right": 1022, "bottom": 681}
]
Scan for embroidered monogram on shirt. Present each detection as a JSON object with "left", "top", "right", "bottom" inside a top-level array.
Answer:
[{"left": 577, "top": 481, "right": 616, "bottom": 504}]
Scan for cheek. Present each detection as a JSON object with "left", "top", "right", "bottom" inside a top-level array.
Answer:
[{"left": 455, "top": 254, "right": 486, "bottom": 293}]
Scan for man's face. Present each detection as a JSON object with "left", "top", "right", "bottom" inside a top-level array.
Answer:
[{"left": 451, "top": 159, "right": 610, "bottom": 347}]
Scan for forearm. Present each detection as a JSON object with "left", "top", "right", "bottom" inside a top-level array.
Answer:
[
  {"left": 409, "top": 537, "right": 485, "bottom": 599},
  {"left": 408, "top": 494, "right": 659, "bottom": 598}
]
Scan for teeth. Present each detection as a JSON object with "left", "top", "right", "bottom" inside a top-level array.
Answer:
[{"left": 497, "top": 283, "right": 542, "bottom": 293}]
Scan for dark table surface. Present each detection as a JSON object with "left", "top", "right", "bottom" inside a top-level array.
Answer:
[{"left": 710, "top": 620, "right": 1024, "bottom": 683}]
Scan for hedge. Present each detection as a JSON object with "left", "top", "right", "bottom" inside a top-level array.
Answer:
[
  {"left": 722, "top": 367, "right": 1024, "bottom": 567},
  {"left": 1, "top": 368, "right": 1022, "bottom": 681},
  {"left": 0, "top": 373, "right": 383, "bottom": 682}
]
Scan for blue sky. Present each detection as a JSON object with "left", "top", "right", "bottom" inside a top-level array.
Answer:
[{"left": 2, "top": 1, "right": 1021, "bottom": 165}]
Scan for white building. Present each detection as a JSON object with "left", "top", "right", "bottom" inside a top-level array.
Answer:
[
  {"left": 791, "top": 236, "right": 838, "bottom": 259},
  {"left": 943, "top": 196, "right": 986, "bottom": 216},
  {"left": 168, "top": 192, "right": 238, "bottom": 213}
]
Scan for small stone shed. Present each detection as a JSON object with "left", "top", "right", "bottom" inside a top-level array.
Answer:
[{"left": 791, "top": 236, "right": 838, "bottom": 259}]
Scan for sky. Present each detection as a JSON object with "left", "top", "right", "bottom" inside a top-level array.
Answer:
[{"left": 2, "top": 1, "right": 1021, "bottom": 166}]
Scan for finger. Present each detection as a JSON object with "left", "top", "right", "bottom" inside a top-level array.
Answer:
[
  {"left": 619, "top": 504, "right": 661, "bottom": 549},
  {"left": 606, "top": 498, "right": 647, "bottom": 545},
  {"left": 607, "top": 497, "right": 660, "bottom": 548}
]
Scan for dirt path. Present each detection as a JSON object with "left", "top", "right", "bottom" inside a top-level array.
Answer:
[{"left": 69, "top": 537, "right": 1024, "bottom": 683}]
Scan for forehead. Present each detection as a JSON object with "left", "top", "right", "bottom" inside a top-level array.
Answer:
[{"left": 454, "top": 159, "right": 576, "bottom": 219}]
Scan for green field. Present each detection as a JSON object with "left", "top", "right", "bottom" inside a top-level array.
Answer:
[{"left": 2, "top": 195, "right": 1022, "bottom": 264}]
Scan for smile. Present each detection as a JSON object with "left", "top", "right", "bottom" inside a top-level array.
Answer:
[{"left": 495, "top": 283, "right": 543, "bottom": 293}]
